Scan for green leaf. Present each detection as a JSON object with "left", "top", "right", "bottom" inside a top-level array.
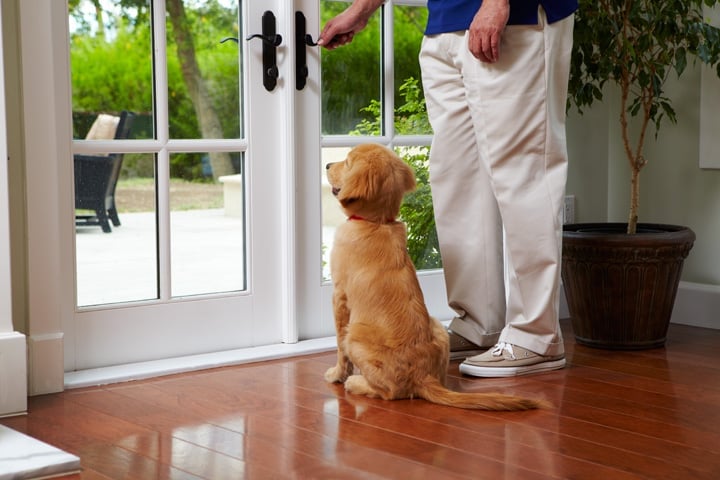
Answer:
[{"left": 674, "top": 47, "right": 687, "bottom": 75}]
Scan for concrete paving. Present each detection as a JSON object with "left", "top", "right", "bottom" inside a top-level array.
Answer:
[
  {"left": 75, "top": 209, "right": 245, "bottom": 306},
  {"left": 75, "top": 208, "right": 339, "bottom": 306}
]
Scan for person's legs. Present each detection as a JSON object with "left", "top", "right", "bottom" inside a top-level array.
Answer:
[
  {"left": 420, "top": 33, "right": 505, "bottom": 350},
  {"left": 459, "top": 9, "right": 574, "bottom": 375}
]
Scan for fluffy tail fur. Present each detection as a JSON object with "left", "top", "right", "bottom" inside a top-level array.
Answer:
[{"left": 417, "top": 377, "right": 547, "bottom": 411}]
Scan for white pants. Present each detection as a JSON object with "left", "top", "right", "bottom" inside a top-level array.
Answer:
[{"left": 419, "top": 9, "right": 573, "bottom": 356}]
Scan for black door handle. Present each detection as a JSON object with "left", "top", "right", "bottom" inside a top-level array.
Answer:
[
  {"left": 247, "top": 11, "right": 282, "bottom": 91},
  {"left": 247, "top": 33, "right": 283, "bottom": 47},
  {"left": 295, "top": 12, "right": 319, "bottom": 91}
]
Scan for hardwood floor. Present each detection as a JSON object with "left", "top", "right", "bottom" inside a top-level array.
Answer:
[{"left": 3, "top": 319, "right": 720, "bottom": 479}]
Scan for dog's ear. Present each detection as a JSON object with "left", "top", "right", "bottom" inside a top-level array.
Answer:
[{"left": 399, "top": 162, "right": 416, "bottom": 193}]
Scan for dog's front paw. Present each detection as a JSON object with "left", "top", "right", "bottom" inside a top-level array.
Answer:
[{"left": 325, "top": 365, "right": 349, "bottom": 383}]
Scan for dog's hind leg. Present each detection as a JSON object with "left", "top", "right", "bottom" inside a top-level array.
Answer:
[{"left": 344, "top": 374, "right": 384, "bottom": 398}]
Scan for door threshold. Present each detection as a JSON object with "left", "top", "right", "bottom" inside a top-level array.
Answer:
[{"left": 64, "top": 337, "right": 337, "bottom": 389}]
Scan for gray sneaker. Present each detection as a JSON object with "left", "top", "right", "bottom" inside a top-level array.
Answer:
[
  {"left": 448, "top": 330, "right": 487, "bottom": 360},
  {"left": 459, "top": 342, "right": 566, "bottom": 377}
]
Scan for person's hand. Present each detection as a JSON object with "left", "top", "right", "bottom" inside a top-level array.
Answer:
[
  {"left": 468, "top": 0, "right": 510, "bottom": 63},
  {"left": 317, "top": 1, "right": 382, "bottom": 50}
]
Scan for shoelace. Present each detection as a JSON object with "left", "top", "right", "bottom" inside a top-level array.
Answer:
[{"left": 492, "top": 342, "right": 516, "bottom": 360}]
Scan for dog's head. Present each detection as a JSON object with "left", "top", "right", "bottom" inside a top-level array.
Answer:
[{"left": 326, "top": 144, "right": 416, "bottom": 222}]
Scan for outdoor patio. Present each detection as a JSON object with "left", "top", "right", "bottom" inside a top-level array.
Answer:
[
  {"left": 75, "top": 209, "right": 245, "bottom": 306},
  {"left": 75, "top": 208, "right": 339, "bottom": 307}
]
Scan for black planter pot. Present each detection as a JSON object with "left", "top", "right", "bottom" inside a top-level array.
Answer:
[{"left": 561, "top": 223, "right": 695, "bottom": 349}]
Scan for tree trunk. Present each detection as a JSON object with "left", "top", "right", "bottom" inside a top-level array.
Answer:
[
  {"left": 166, "top": 0, "right": 234, "bottom": 179},
  {"left": 628, "top": 167, "right": 640, "bottom": 235},
  {"left": 91, "top": 0, "right": 105, "bottom": 40}
]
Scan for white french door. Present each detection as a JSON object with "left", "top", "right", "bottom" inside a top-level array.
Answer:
[
  {"left": 67, "top": 0, "right": 295, "bottom": 370},
  {"left": 21, "top": 0, "right": 450, "bottom": 382},
  {"left": 296, "top": 0, "right": 452, "bottom": 339}
]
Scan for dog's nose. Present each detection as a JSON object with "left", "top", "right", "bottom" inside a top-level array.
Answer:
[{"left": 326, "top": 163, "right": 332, "bottom": 170}]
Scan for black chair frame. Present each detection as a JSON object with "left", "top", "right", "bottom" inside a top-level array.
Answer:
[{"left": 74, "top": 111, "right": 134, "bottom": 233}]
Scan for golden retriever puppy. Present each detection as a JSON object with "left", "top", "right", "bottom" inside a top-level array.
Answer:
[{"left": 325, "top": 144, "right": 544, "bottom": 411}]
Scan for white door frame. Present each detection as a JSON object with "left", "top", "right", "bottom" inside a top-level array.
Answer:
[
  {"left": 0, "top": 0, "right": 28, "bottom": 415},
  {"left": 19, "top": 0, "right": 75, "bottom": 395}
]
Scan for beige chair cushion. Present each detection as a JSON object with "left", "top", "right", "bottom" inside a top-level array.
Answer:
[
  {"left": 85, "top": 113, "right": 120, "bottom": 140},
  {"left": 82, "top": 114, "right": 120, "bottom": 157}
]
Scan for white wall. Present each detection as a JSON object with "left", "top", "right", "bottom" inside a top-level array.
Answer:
[
  {"left": 565, "top": 102, "right": 610, "bottom": 223},
  {"left": 566, "top": 63, "right": 720, "bottom": 329}
]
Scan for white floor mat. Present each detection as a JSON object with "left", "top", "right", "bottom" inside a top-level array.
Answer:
[{"left": 0, "top": 425, "right": 80, "bottom": 480}]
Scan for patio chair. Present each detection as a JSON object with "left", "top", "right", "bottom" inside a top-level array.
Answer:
[{"left": 74, "top": 111, "right": 134, "bottom": 233}]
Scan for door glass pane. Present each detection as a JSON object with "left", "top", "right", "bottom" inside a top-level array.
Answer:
[
  {"left": 71, "top": 0, "right": 245, "bottom": 306},
  {"left": 70, "top": 0, "right": 154, "bottom": 139},
  {"left": 393, "top": 4, "right": 430, "bottom": 135},
  {"left": 321, "top": 0, "right": 381, "bottom": 135},
  {"left": 321, "top": 147, "right": 350, "bottom": 282},
  {"left": 395, "top": 146, "right": 441, "bottom": 270},
  {"left": 320, "top": 145, "right": 441, "bottom": 279},
  {"left": 71, "top": 1, "right": 156, "bottom": 307},
  {"left": 393, "top": 5, "right": 439, "bottom": 270},
  {"left": 75, "top": 153, "right": 159, "bottom": 306},
  {"left": 166, "top": 0, "right": 242, "bottom": 140},
  {"left": 319, "top": 3, "right": 440, "bottom": 280},
  {"left": 170, "top": 152, "right": 245, "bottom": 297}
]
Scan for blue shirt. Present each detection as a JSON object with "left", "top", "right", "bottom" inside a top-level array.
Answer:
[{"left": 426, "top": 0, "right": 579, "bottom": 35}]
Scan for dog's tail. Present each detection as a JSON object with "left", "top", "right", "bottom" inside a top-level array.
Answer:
[{"left": 416, "top": 378, "right": 547, "bottom": 411}]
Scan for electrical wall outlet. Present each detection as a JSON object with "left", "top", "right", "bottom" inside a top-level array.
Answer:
[{"left": 563, "top": 195, "right": 575, "bottom": 224}]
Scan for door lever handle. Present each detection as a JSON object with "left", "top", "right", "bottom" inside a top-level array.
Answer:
[
  {"left": 295, "top": 12, "right": 319, "bottom": 90},
  {"left": 246, "top": 33, "right": 283, "bottom": 47},
  {"left": 304, "top": 34, "right": 319, "bottom": 47},
  {"left": 247, "top": 11, "right": 282, "bottom": 91}
]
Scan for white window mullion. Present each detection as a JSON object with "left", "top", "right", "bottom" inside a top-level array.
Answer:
[
  {"left": 155, "top": 147, "right": 171, "bottom": 300},
  {"left": 281, "top": 0, "right": 298, "bottom": 343},
  {"left": 165, "top": 139, "right": 248, "bottom": 153},
  {"left": 383, "top": 2, "right": 395, "bottom": 141},
  {"left": 321, "top": 135, "right": 392, "bottom": 147},
  {"left": 152, "top": 0, "right": 172, "bottom": 300},
  {"left": 153, "top": 0, "right": 170, "bottom": 147}
]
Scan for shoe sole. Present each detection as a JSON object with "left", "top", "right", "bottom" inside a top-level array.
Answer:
[
  {"left": 459, "top": 358, "right": 566, "bottom": 377},
  {"left": 449, "top": 349, "right": 486, "bottom": 361}
]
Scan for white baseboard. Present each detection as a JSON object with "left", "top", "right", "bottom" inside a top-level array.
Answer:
[
  {"left": 671, "top": 281, "right": 720, "bottom": 330},
  {"left": 28, "top": 333, "right": 65, "bottom": 396},
  {"left": 0, "top": 332, "right": 27, "bottom": 417}
]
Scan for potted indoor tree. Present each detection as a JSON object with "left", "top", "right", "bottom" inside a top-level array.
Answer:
[{"left": 563, "top": 0, "right": 720, "bottom": 348}]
